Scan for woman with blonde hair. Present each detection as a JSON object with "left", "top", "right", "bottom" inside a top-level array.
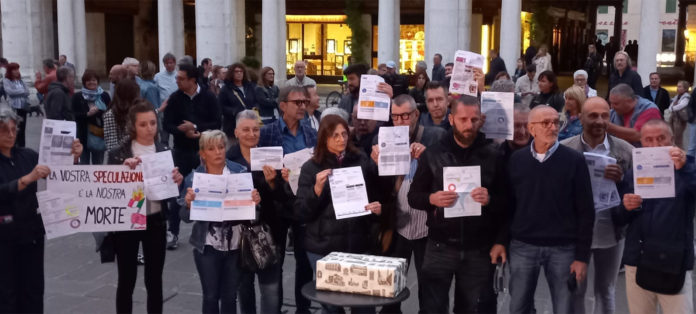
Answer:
[
  {"left": 180, "top": 129, "right": 261, "bottom": 313},
  {"left": 558, "top": 85, "right": 586, "bottom": 141},
  {"left": 667, "top": 80, "right": 691, "bottom": 148}
]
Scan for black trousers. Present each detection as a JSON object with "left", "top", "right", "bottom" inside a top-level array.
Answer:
[
  {"left": 113, "top": 213, "right": 167, "bottom": 314},
  {"left": 380, "top": 233, "right": 428, "bottom": 314},
  {"left": 0, "top": 238, "right": 44, "bottom": 314},
  {"left": 419, "top": 239, "right": 497, "bottom": 314}
]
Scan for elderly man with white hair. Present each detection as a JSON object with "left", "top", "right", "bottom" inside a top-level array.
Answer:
[
  {"left": 285, "top": 60, "right": 316, "bottom": 87},
  {"left": 573, "top": 69, "right": 597, "bottom": 98}
]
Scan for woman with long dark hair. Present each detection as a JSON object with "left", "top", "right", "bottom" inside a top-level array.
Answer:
[
  {"left": 72, "top": 69, "right": 111, "bottom": 164},
  {"left": 107, "top": 99, "right": 183, "bottom": 313},
  {"left": 294, "top": 114, "right": 384, "bottom": 314},
  {"left": 219, "top": 63, "right": 258, "bottom": 138},
  {"left": 104, "top": 79, "right": 140, "bottom": 151}
]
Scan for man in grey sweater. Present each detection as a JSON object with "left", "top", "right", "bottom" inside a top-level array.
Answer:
[{"left": 44, "top": 67, "right": 75, "bottom": 121}]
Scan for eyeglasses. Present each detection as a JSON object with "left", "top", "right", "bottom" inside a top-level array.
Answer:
[
  {"left": 391, "top": 110, "right": 416, "bottom": 122},
  {"left": 287, "top": 99, "right": 310, "bottom": 107},
  {"left": 332, "top": 132, "right": 348, "bottom": 141},
  {"left": 530, "top": 119, "right": 561, "bottom": 128}
]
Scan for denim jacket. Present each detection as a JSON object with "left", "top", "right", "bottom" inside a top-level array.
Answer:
[{"left": 179, "top": 159, "right": 248, "bottom": 253}]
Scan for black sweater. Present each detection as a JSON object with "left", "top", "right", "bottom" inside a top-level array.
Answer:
[
  {"left": 0, "top": 148, "right": 43, "bottom": 244},
  {"left": 163, "top": 88, "right": 221, "bottom": 151},
  {"left": 508, "top": 144, "right": 594, "bottom": 262}
]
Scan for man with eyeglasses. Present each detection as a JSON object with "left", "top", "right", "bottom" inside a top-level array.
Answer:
[
  {"left": 369, "top": 94, "right": 446, "bottom": 314},
  {"left": 508, "top": 105, "right": 594, "bottom": 314},
  {"left": 258, "top": 85, "right": 317, "bottom": 314},
  {"left": 500, "top": 103, "right": 532, "bottom": 162},
  {"left": 419, "top": 81, "right": 451, "bottom": 130},
  {"left": 349, "top": 105, "right": 380, "bottom": 157},
  {"left": 561, "top": 97, "right": 634, "bottom": 314},
  {"left": 408, "top": 95, "right": 509, "bottom": 313}
]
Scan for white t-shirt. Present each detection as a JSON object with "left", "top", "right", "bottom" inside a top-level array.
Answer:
[{"left": 131, "top": 141, "right": 161, "bottom": 215}]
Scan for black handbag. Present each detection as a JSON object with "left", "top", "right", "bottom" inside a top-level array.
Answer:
[
  {"left": 635, "top": 238, "right": 687, "bottom": 294},
  {"left": 238, "top": 222, "right": 279, "bottom": 272}
]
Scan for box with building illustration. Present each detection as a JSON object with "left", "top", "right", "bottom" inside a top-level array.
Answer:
[{"left": 315, "top": 252, "right": 408, "bottom": 298}]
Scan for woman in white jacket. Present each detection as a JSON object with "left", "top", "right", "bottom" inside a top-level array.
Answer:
[{"left": 667, "top": 80, "right": 691, "bottom": 148}]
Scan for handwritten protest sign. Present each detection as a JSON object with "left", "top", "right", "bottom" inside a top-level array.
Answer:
[{"left": 43, "top": 165, "right": 147, "bottom": 238}]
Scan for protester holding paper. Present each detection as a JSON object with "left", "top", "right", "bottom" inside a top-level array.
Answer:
[
  {"left": 226, "top": 110, "right": 285, "bottom": 314},
  {"left": 180, "top": 130, "right": 261, "bottom": 314},
  {"left": 407, "top": 95, "right": 508, "bottom": 314},
  {"left": 106, "top": 100, "right": 184, "bottom": 314},
  {"left": 561, "top": 97, "right": 634, "bottom": 314},
  {"left": 0, "top": 108, "right": 82, "bottom": 313},
  {"left": 370, "top": 94, "right": 446, "bottom": 313},
  {"left": 258, "top": 85, "right": 318, "bottom": 313},
  {"left": 508, "top": 105, "right": 594, "bottom": 314},
  {"left": 620, "top": 119, "right": 696, "bottom": 314},
  {"left": 294, "top": 114, "right": 383, "bottom": 314}
]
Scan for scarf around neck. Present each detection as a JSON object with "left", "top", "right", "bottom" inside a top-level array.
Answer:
[{"left": 81, "top": 86, "right": 106, "bottom": 110}]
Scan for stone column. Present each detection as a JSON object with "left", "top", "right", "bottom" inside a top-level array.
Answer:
[
  {"left": 57, "top": 0, "right": 75, "bottom": 66},
  {"left": 157, "top": 0, "right": 185, "bottom": 69},
  {"left": 57, "top": 0, "right": 86, "bottom": 77},
  {"left": 262, "top": 0, "right": 286, "bottom": 84},
  {"left": 73, "top": 0, "right": 87, "bottom": 76},
  {"left": 613, "top": 3, "right": 623, "bottom": 51},
  {"left": 234, "top": 0, "right": 246, "bottom": 61},
  {"left": 196, "top": 0, "right": 243, "bottom": 65},
  {"left": 425, "top": 0, "right": 458, "bottom": 78},
  {"left": 499, "top": 0, "right": 521, "bottom": 72},
  {"left": 636, "top": 0, "right": 659, "bottom": 86},
  {"left": 1, "top": 0, "right": 53, "bottom": 80},
  {"left": 457, "top": 0, "right": 471, "bottom": 51},
  {"left": 378, "top": 0, "right": 398, "bottom": 65},
  {"left": 277, "top": 0, "right": 286, "bottom": 84}
]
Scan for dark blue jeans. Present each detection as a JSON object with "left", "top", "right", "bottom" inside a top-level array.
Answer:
[
  {"left": 193, "top": 246, "right": 242, "bottom": 314},
  {"left": 419, "top": 239, "right": 496, "bottom": 314},
  {"left": 509, "top": 239, "right": 575, "bottom": 314},
  {"left": 238, "top": 262, "right": 282, "bottom": 314},
  {"left": 380, "top": 234, "right": 427, "bottom": 314},
  {"left": 307, "top": 252, "right": 376, "bottom": 314}
]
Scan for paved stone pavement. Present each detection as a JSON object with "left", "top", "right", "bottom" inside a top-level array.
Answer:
[{"left": 14, "top": 85, "right": 695, "bottom": 313}]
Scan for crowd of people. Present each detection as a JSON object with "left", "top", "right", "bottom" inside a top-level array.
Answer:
[{"left": 0, "top": 41, "right": 695, "bottom": 314}]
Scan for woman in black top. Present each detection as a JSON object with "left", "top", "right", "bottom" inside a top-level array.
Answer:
[
  {"left": 255, "top": 66, "right": 280, "bottom": 124},
  {"left": 531, "top": 70, "right": 565, "bottom": 112},
  {"left": 294, "top": 115, "right": 384, "bottom": 314},
  {"left": 409, "top": 72, "right": 430, "bottom": 113},
  {"left": 219, "top": 63, "right": 258, "bottom": 138},
  {"left": 0, "top": 108, "right": 82, "bottom": 313},
  {"left": 107, "top": 100, "right": 183, "bottom": 314},
  {"left": 72, "top": 69, "right": 111, "bottom": 165}
]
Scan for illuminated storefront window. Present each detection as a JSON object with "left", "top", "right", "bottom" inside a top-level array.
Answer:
[
  {"left": 286, "top": 15, "right": 352, "bottom": 76},
  {"left": 372, "top": 25, "right": 424, "bottom": 74}
]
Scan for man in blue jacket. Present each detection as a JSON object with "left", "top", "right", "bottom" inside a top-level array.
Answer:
[{"left": 621, "top": 119, "right": 695, "bottom": 314}]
